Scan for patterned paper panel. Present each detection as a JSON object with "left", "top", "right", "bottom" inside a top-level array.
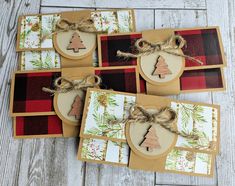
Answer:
[
  {"left": 171, "top": 102, "right": 218, "bottom": 152},
  {"left": 19, "top": 10, "right": 134, "bottom": 50},
  {"left": 95, "top": 68, "right": 138, "bottom": 93},
  {"left": 15, "top": 115, "right": 63, "bottom": 136},
  {"left": 12, "top": 71, "right": 61, "bottom": 113},
  {"left": 41, "top": 15, "right": 60, "bottom": 48},
  {"left": 83, "top": 90, "right": 136, "bottom": 140},
  {"left": 19, "top": 14, "right": 60, "bottom": 49},
  {"left": 165, "top": 148, "right": 213, "bottom": 176},
  {"left": 99, "top": 33, "right": 142, "bottom": 67},
  {"left": 175, "top": 28, "right": 224, "bottom": 67},
  {"left": 91, "top": 10, "right": 134, "bottom": 33},
  {"left": 21, "top": 16, "right": 41, "bottom": 48},
  {"left": 100, "top": 11, "right": 118, "bottom": 33},
  {"left": 80, "top": 138, "right": 129, "bottom": 165},
  {"left": 180, "top": 68, "right": 224, "bottom": 90},
  {"left": 20, "top": 50, "right": 61, "bottom": 70},
  {"left": 117, "top": 10, "right": 134, "bottom": 32}
]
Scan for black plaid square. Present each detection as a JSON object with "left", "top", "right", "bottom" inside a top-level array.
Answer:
[
  {"left": 180, "top": 68, "right": 223, "bottom": 90},
  {"left": 100, "top": 33, "right": 142, "bottom": 67},
  {"left": 13, "top": 71, "right": 61, "bottom": 113},
  {"left": 95, "top": 68, "right": 137, "bottom": 93},
  {"left": 175, "top": 28, "right": 223, "bottom": 67},
  {"left": 15, "top": 115, "right": 63, "bottom": 136}
]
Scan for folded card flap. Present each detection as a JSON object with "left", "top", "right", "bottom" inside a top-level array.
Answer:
[
  {"left": 62, "top": 66, "right": 95, "bottom": 79},
  {"left": 146, "top": 79, "right": 180, "bottom": 96},
  {"left": 139, "top": 29, "right": 185, "bottom": 94},
  {"left": 129, "top": 151, "right": 166, "bottom": 171},
  {"left": 62, "top": 122, "right": 79, "bottom": 137},
  {"left": 136, "top": 93, "right": 171, "bottom": 107},
  {"left": 142, "top": 29, "right": 174, "bottom": 42},
  {"left": 53, "top": 67, "right": 95, "bottom": 127},
  {"left": 60, "top": 10, "right": 92, "bottom": 22},
  {"left": 60, "top": 55, "right": 93, "bottom": 68},
  {"left": 127, "top": 93, "right": 177, "bottom": 171}
]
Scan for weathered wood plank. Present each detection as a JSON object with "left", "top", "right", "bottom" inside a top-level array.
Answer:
[
  {"left": 155, "top": 9, "right": 207, "bottom": 28},
  {"left": 154, "top": 9, "right": 217, "bottom": 186},
  {"left": 0, "top": 1, "right": 40, "bottom": 186},
  {"left": 135, "top": 10, "right": 154, "bottom": 31},
  {"left": 40, "top": 7, "right": 93, "bottom": 13},
  {"left": 207, "top": 0, "right": 235, "bottom": 186},
  {"left": 85, "top": 164, "right": 155, "bottom": 186},
  {"left": 41, "top": 0, "right": 206, "bottom": 9}
]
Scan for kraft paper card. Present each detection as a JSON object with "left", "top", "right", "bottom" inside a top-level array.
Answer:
[
  {"left": 77, "top": 88, "right": 220, "bottom": 177},
  {"left": 10, "top": 65, "right": 141, "bottom": 138},
  {"left": 97, "top": 27, "right": 226, "bottom": 95}
]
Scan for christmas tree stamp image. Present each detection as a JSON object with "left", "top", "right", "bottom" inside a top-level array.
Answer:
[
  {"left": 139, "top": 125, "right": 161, "bottom": 151},
  {"left": 67, "top": 32, "right": 86, "bottom": 53},
  {"left": 152, "top": 56, "right": 172, "bottom": 79}
]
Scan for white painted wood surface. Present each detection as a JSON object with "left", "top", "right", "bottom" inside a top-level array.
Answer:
[{"left": 0, "top": 0, "right": 234, "bottom": 185}]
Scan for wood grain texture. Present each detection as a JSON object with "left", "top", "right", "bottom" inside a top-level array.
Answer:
[
  {"left": 0, "top": 0, "right": 233, "bottom": 186},
  {"left": 155, "top": 9, "right": 207, "bottom": 28},
  {"left": 41, "top": 0, "right": 206, "bottom": 9},
  {"left": 0, "top": 0, "right": 41, "bottom": 185},
  {"left": 85, "top": 164, "right": 155, "bottom": 186}
]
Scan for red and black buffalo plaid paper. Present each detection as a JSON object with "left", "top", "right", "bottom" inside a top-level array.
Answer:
[
  {"left": 95, "top": 67, "right": 138, "bottom": 93},
  {"left": 15, "top": 115, "right": 63, "bottom": 137},
  {"left": 12, "top": 71, "right": 61, "bottom": 114},
  {"left": 175, "top": 28, "right": 224, "bottom": 68},
  {"left": 180, "top": 68, "right": 224, "bottom": 91},
  {"left": 99, "top": 33, "right": 142, "bottom": 67}
]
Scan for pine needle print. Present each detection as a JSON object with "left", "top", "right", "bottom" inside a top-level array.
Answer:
[
  {"left": 84, "top": 91, "right": 136, "bottom": 140},
  {"left": 171, "top": 102, "right": 217, "bottom": 151}
]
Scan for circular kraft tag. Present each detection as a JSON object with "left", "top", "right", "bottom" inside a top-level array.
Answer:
[
  {"left": 126, "top": 109, "right": 177, "bottom": 159},
  {"left": 138, "top": 50, "right": 185, "bottom": 86},
  {"left": 53, "top": 30, "right": 96, "bottom": 60},
  {"left": 53, "top": 90, "right": 85, "bottom": 126}
]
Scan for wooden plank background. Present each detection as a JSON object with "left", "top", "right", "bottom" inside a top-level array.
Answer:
[{"left": 0, "top": 0, "right": 234, "bottom": 185}]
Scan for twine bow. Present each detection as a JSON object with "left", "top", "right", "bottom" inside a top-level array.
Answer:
[
  {"left": 117, "top": 35, "right": 203, "bottom": 65},
  {"left": 42, "top": 18, "right": 104, "bottom": 42},
  {"left": 42, "top": 75, "right": 101, "bottom": 94},
  {"left": 110, "top": 105, "right": 199, "bottom": 140}
]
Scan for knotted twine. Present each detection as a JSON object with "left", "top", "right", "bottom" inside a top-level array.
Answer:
[
  {"left": 41, "top": 18, "right": 104, "bottom": 42},
  {"left": 42, "top": 75, "right": 101, "bottom": 94},
  {"left": 109, "top": 105, "right": 199, "bottom": 140},
  {"left": 117, "top": 35, "right": 203, "bottom": 65}
]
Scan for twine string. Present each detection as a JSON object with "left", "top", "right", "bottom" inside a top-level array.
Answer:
[
  {"left": 117, "top": 35, "right": 203, "bottom": 65},
  {"left": 109, "top": 105, "right": 199, "bottom": 140},
  {"left": 42, "top": 75, "right": 101, "bottom": 94}
]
